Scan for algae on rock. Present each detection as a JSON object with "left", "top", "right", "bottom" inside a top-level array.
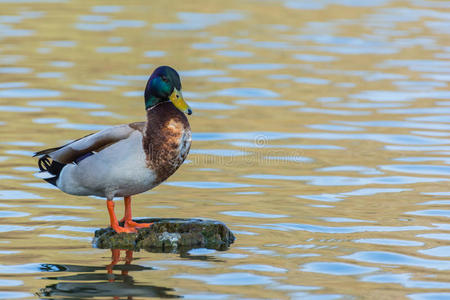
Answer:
[{"left": 93, "top": 218, "right": 235, "bottom": 253}]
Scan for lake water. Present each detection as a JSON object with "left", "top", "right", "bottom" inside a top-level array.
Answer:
[{"left": 0, "top": 0, "right": 449, "bottom": 299}]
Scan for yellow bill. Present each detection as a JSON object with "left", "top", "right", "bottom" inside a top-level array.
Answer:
[{"left": 170, "top": 88, "right": 192, "bottom": 115}]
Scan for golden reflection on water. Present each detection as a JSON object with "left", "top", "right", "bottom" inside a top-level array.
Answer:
[{"left": 0, "top": 0, "right": 449, "bottom": 299}]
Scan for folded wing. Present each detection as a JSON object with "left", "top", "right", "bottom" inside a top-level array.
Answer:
[{"left": 34, "top": 122, "right": 145, "bottom": 185}]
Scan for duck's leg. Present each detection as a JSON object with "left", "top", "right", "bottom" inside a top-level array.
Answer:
[
  {"left": 107, "top": 199, "right": 136, "bottom": 233},
  {"left": 121, "top": 250, "right": 133, "bottom": 277},
  {"left": 121, "top": 196, "right": 153, "bottom": 229},
  {"left": 106, "top": 248, "right": 121, "bottom": 282}
]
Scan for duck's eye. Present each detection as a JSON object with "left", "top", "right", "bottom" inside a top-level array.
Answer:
[{"left": 161, "top": 76, "right": 169, "bottom": 82}]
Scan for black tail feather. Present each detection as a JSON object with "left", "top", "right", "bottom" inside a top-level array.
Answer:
[
  {"left": 37, "top": 155, "right": 65, "bottom": 186},
  {"left": 44, "top": 176, "right": 58, "bottom": 186}
]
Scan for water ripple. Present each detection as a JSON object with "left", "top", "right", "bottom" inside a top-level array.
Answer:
[
  {"left": 342, "top": 251, "right": 450, "bottom": 271},
  {"left": 242, "top": 223, "right": 430, "bottom": 234},
  {"left": 353, "top": 238, "right": 424, "bottom": 247},
  {"left": 231, "top": 264, "right": 287, "bottom": 273},
  {"left": 380, "top": 164, "right": 450, "bottom": 176},
  {"left": 245, "top": 174, "right": 449, "bottom": 186},
  {"left": 362, "top": 273, "right": 450, "bottom": 289},
  {"left": 215, "top": 88, "right": 279, "bottom": 98},
  {"left": 418, "top": 246, "right": 450, "bottom": 257},
  {"left": 173, "top": 272, "right": 273, "bottom": 285},
  {"left": 301, "top": 262, "right": 378, "bottom": 275},
  {"left": 0, "top": 190, "right": 43, "bottom": 200},
  {"left": 164, "top": 181, "right": 264, "bottom": 189},
  {"left": 220, "top": 211, "right": 288, "bottom": 218},
  {"left": 28, "top": 100, "right": 104, "bottom": 109},
  {"left": 154, "top": 11, "right": 243, "bottom": 31}
]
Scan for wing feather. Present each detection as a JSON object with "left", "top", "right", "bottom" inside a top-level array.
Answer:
[{"left": 34, "top": 123, "right": 143, "bottom": 164}]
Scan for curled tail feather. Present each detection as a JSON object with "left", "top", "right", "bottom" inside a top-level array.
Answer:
[{"left": 37, "top": 155, "right": 65, "bottom": 186}]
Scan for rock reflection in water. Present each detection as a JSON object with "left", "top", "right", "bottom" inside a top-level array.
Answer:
[{"left": 37, "top": 249, "right": 179, "bottom": 299}]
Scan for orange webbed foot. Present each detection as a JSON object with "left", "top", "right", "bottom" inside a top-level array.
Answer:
[
  {"left": 111, "top": 224, "right": 137, "bottom": 233},
  {"left": 124, "top": 220, "right": 154, "bottom": 229}
]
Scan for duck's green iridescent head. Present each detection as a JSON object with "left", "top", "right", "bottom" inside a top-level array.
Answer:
[{"left": 144, "top": 66, "right": 192, "bottom": 115}]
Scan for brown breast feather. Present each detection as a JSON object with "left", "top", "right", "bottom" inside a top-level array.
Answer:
[{"left": 143, "top": 101, "right": 191, "bottom": 185}]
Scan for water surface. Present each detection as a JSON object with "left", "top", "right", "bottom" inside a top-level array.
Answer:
[{"left": 0, "top": 0, "right": 449, "bottom": 299}]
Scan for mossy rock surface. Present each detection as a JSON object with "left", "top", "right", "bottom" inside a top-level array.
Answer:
[{"left": 93, "top": 218, "right": 235, "bottom": 253}]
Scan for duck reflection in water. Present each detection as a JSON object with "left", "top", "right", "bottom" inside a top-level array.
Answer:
[{"left": 38, "top": 249, "right": 180, "bottom": 299}]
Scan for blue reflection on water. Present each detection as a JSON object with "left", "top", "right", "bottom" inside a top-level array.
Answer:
[
  {"left": 265, "top": 156, "right": 313, "bottom": 163},
  {"left": 91, "top": 5, "right": 122, "bottom": 13},
  {"left": 28, "top": 100, "right": 104, "bottom": 109},
  {"left": 380, "top": 107, "right": 450, "bottom": 115},
  {"left": 154, "top": 11, "right": 243, "bottom": 31},
  {"left": 0, "top": 67, "right": 31, "bottom": 74},
  {"left": 416, "top": 234, "right": 450, "bottom": 241},
  {"left": 36, "top": 72, "right": 64, "bottom": 78},
  {"left": 343, "top": 251, "right": 450, "bottom": 270},
  {"left": 72, "top": 84, "right": 113, "bottom": 91},
  {"left": 50, "top": 61, "right": 74, "bottom": 68},
  {"left": 408, "top": 292, "right": 450, "bottom": 300},
  {"left": 319, "top": 217, "right": 373, "bottom": 223},
  {"left": 164, "top": 182, "right": 264, "bottom": 189},
  {"left": 0, "top": 225, "right": 33, "bottom": 233},
  {"left": 235, "top": 99, "right": 303, "bottom": 106},
  {"left": 180, "top": 69, "right": 226, "bottom": 77},
  {"left": 229, "top": 141, "right": 344, "bottom": 150},
  {"left": 316, "top": 166, "right": 381, "bottom": 175},
  {"left": 308, "top": 124, "right": 364, "bottom": 132},
  {"left": 405, "top": 210, "right": 450, "bottom": 218},
  {"left": 297, "top": 107, "right": 371, "bottom": 115},
  {"left": 0, "top": 82, "right": 27, "bottom": 88},
  {"left": 0, "top": 88, "right": 60, "bottom": 98},
  {"left": 215, "top": 88, "right": 279, "bottom": 98},
  {"left": 419, "top": 246, "right": 450, "bottom": 257},
  {"left": 293, "top": 54, "right": 337, "bottom": 62},
  {"left": 173, "top": 272, "right": 273, "bottom": 285},
  {"left": 353, "top": 238, "right": 423, "bottom": 246},
  {"left": 31, "top": 215, "right": 90, "bottom": 222},
  {"left": 45, "top": 40, "right": 77, "bottom": 47},
  {"left": 55, "top": 123, "right": 110, "bottom": 131},
  {"left": 189, "top": 101, "right": 236, "bottom": 110},
  {"left": 220, "top": 211, "right": 288, "bottom": 218},
  {"left": 0, "top": 279, "right": 22, "bottom": 286},
  {"left": 0, "top": 292, "right": 33, "bottom": 299},
  {"left": 232, "top": 264, "right": 287, "bottom": 273},
  {"left": 294, "top": 77, "right": 330, "bottom": 85},
  {"left": 229, "top": 63, "right": 286, "bottom": 70},
  {"left": 245, "top": 174, "right": 449, "bottom": 186},
  {"left": 336, "top": 120, "right": 450, "bottom": 130},
  {"left": 32, "top": 118, "right": 66, "bottom": 124},
  {"left": 362, "top": 273, "right": 450, "bottom": 289},
  {"left": 208, "top": 77, "right": 240, "bottom": 83},
  {"left": 76, "top": 19, "right": 145, "bottom": 31},
  {"left": 39, "top": 234, "right": 91, "bottom": 241},
  {"left": 351, "top": 90, "right": 450, "bottom": 102},
  {"left": 240, "top": 223, "right": 430, "bottom": 234},
  {"left": 94, "top": 79, "right": 129, "bottom": 86},
  {"left": 0, "top": 190, "right": 42, "bottom": 200},
  {"left": 0, "top": 211, "right": 29, "bottom": 218},
  {"left": 190, "top": 149, "right": 248, "bottom": 156},
  {"left": 191, "top": 42, "right": 226, "bottom": 50},
  {"left": 408, "top": 115, "right": 450, "bottom": 123},
  {"left": 301, "top": 262, "right": 378, "bottom": 275},
  {"left": 216, "top": 50, "right": 253, "bottom": 57},
  {"left": 150, "top": 260, "right": 213, "bottom": 269},
  {"left": 380, "top": 164, "right": 450, "bottom": 176},
  {"left": 144, "top": 50, "right": 165, "bottom": 57},
  {"left": 96, "top": 46, "right": 130, "bottom": 53}
]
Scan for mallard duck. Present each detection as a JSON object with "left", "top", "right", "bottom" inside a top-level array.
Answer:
[{"left": 34, "top": 66, "right": 192, "bottom": 233}]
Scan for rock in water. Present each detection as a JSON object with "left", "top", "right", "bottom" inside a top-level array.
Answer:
[{"left": 93, "top": 218, "right": 235, "bottom": 253}]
